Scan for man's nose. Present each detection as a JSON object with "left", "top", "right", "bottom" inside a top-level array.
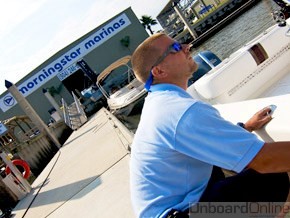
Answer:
[{"left": 182, "top": 44, "right": 191, "bottom": 53}]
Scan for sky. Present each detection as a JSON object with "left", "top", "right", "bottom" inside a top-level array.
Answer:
[{"left": 0, "top": 0, "right": 168, "bottom": 94}]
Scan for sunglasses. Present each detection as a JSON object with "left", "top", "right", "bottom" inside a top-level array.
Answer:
[{"left": 144, "top": 42, "right": 183, "bottom": 91}]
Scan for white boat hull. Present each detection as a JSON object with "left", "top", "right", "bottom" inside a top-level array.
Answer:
[
  {"left": 96, "top": 56, "right": 147, "bottom": 116},
  {"left": 188, "top": 20, "right": 290, "bottom": 104},
  {"left": 215, "top": 93, "right": 290, "bottom": 142},
  {"left": 108, "top": 78, "right": 147, "bottom": 115},
  {"left": 187, "top": 18, "right": 290, "bottom": 142}
]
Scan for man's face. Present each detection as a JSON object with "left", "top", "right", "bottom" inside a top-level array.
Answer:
[{"left": 153, "top": 36, "right": 198, "bottom": 81}]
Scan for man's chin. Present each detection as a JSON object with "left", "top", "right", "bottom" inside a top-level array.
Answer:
[{"left": 191, "top": 63, "right": 198, "bottom": 73}]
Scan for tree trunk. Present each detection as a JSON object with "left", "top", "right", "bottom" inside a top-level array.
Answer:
[{"left": 147, "top": 26, "right": 154, "bottom": 35}]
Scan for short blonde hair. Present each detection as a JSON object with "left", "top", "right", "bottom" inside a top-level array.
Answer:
[{"left": 131, "top": 33, "right": 166, "bottom": 83}]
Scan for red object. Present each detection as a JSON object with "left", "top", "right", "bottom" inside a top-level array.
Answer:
[{"left": 5, "top": 159, "right": 31, "bottom": 179}]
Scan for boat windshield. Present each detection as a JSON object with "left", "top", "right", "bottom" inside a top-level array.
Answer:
[{"left": 99, "top": 64, "right": 135, "bottom": 96}]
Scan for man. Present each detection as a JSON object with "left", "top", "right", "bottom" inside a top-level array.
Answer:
[{"left": 130, "top": 33, "right": 290, "bottom": 218}]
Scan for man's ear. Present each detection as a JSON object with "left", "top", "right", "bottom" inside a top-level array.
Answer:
[{"left": 151, "top": 66, "right": 167, "bottom": 79}]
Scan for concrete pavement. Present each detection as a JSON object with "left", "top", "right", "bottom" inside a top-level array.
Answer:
[{"left": 12, "top": 108, "right": 135, "bottom": 218}]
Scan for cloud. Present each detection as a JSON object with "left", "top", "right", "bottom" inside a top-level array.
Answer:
[
  {"left": 0, "top": 0, "right": 167, "bottom": 94},
  {"left": 0, "top": 0, "right": 48, "bottom": 39}
]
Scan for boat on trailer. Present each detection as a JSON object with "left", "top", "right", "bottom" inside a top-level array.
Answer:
[{"left": 96, "top": 55, "right": 147, "bottom": 116}]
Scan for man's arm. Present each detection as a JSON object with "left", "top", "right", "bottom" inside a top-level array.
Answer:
[
  {"left": 242, "top": 106, "right": 290, "bottom": 173},
  {"left": 247, "top": 142, "right": 290, "bottom": 173},
  {"left": 243, "top": 106, "right": 272, "bottom": 132}
]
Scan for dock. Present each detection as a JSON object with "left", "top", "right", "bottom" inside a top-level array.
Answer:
[
  {"left": 173, "top": 0, "right": 262, "bottom": 46},
  {"left": 191, "top": 0, "right": 261, "bottom": 47},
  {"left": 11, "top": 108, "right": 135, "bottom": 218}
]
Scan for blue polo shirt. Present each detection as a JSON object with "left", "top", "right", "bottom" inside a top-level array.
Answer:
[{"left": 130, "top": 84, "right": 264, "bottom": 218}]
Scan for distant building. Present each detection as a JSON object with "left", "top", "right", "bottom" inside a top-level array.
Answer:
[
  {"left": 156, "top": 0, "right": 204, "bottom": 38},
  {"left": 0, "top": 7, "right": 149, "bottom": 123},
  {"left": 157, "top": 0, "right": 260, "bottom": 44}
]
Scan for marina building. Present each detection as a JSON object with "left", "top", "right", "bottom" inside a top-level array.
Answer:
[{"left": 0, "top": 7, "right": 149, "bottom": 124}]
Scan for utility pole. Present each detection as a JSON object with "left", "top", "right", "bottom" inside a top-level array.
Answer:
[
  {"left": 5, "top": 80, "right": 61, "bottom": 148},
  {"left": 42, "top": 88, "right": 63, "bottom": 120},
  {"left": 199, "top": 0, "right": 207, "bottom": 7},
  {"left": 172, "top": 0, "right": 198, "bottom": 39}
]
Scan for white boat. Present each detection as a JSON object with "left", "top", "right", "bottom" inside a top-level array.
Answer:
[
  {"left": 96, "top": 55, "right": 147, "bottom": 116},
  {"left": 187, "top": 17, "right": 290, "bottom": 141}
]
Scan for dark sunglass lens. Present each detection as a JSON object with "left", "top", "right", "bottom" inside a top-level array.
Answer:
[{"left": 172, "top": 42, "right": 182, "bottom": 51}]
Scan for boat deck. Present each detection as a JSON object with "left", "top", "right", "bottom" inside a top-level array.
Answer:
[
  {"left": 12, "top": 108, "right": 135, "bottom": 218},
  {"left": 263, "top": 70, "right": 290, "bottom": 98},
  {"left": 213, "top": 66, "right": 290, "bottom": 143}
]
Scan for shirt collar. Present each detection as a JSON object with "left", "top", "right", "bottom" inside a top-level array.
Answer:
[{"left": 150, "top": 83, "right": 192, "bottom": 99}]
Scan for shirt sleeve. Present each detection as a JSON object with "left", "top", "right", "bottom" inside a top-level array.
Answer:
[{"left": 175, "top": 101, "right": 264, "bottom": 172}]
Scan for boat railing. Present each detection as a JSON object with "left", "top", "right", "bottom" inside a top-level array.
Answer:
[
  {"left": 271, "top": 10, "right": 290, "bottom": 37},
  {"left": 17, "top": 127, "right": 40, "bottom": 142}
]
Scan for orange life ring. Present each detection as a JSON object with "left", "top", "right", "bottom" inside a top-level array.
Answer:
[{"left": 5, "top": 159, "right": 31, "bottom": 179}]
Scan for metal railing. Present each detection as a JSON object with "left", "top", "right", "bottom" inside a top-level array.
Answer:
[{"left": 61, "top": 92, "right": 87, "bottom": 130}]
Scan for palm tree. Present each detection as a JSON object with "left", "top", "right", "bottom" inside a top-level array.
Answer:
[{"left": 140, "top": 15, "right": 158, "bottom": 35}]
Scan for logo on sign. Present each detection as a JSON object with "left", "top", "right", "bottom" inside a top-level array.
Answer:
[{"left": 3, "top": 96, "right": 15, "bottom": 106}]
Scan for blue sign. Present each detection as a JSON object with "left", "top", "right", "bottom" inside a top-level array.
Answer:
[{"left": 0, "top": 13, "right": 131, "bottom": 112}]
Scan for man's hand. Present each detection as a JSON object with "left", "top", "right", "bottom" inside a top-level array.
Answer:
[{"left": 244, "top": 106, "right": 273, "bottom": 132}]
